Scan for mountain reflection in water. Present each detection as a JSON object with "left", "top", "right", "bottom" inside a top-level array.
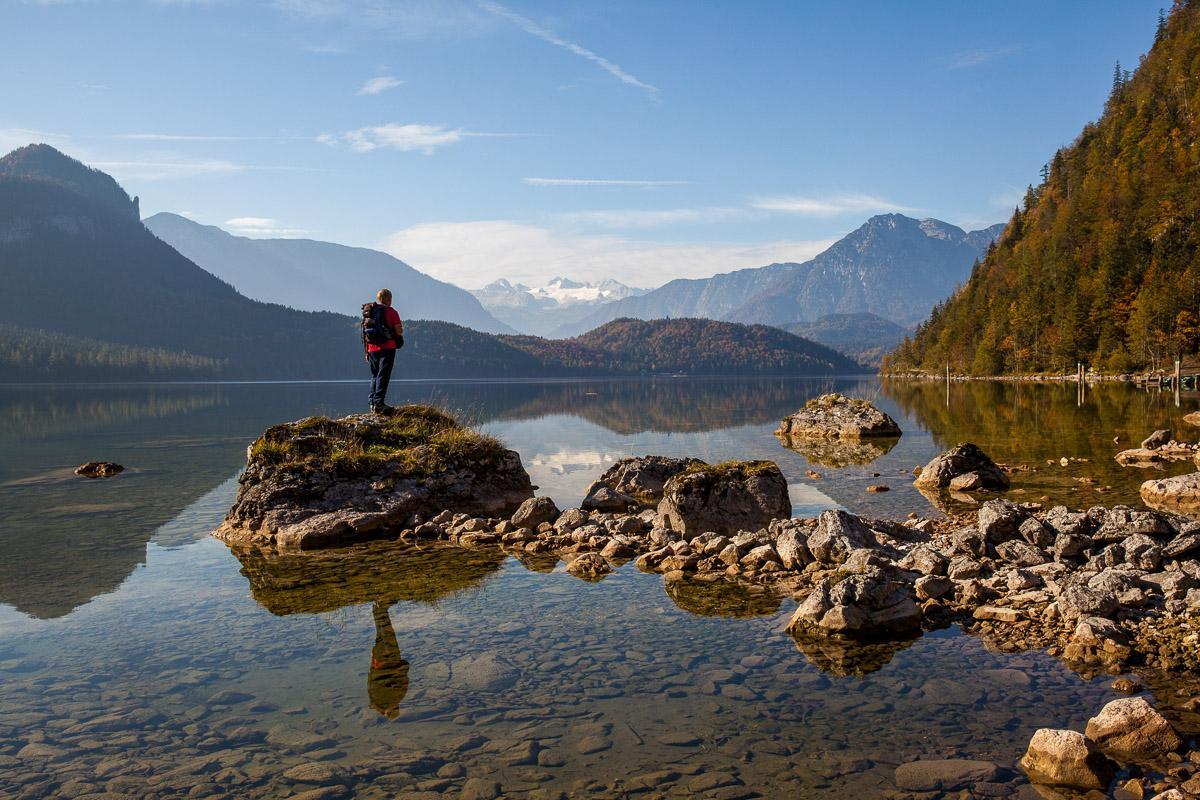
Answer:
[{"left": 6, "top": 377, "right": 1200, "bottom": 621}]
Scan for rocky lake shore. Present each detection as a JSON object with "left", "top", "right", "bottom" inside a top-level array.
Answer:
[{"left": 202, "top": 394, "right": 1200, "bottom": 797}]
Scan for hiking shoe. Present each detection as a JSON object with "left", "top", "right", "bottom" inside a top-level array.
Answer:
[{"left": 372, "top": 404, "right": 396, "bottom": 415}]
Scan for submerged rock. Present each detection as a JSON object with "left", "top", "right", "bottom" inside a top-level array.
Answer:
[
  {"left": 775, "top": 393, "right": 901, "bottom": 442},
  {"left": 655, "top": 460, "right": 790, "bottom": 537},
  {"left": 74, "top": 461, "right": 124, "bottom": 478},
  {"left": 893, "top": 759, "right": 1004, "bottom": 792},
  {"left": 1142, "top": 472, "right": 1200, "bottom": 511},
  {"left": 1020, "top": 728, "right": 1113, "bottom": 790},
  {"left": 216, "top": 406, "right": 534, "bottom": 550},
  {"left": 914, "top": 442, "right": 1009, "bottom": 491}
]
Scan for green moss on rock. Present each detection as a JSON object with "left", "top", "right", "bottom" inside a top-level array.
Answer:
[{"left": 249, "top": 405, "right": 505, "bottom": 479}]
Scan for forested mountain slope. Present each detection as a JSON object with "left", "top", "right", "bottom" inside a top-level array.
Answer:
[{"left": 886, "top": 4, "right": 1200, "bottom": 374}]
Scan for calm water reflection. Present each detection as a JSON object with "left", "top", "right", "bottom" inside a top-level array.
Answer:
[{"left": 1, "top": 378, "right": 1198, "bottom": 797}]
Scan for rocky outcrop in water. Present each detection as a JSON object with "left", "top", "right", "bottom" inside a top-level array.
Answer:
[
  {"left": 913, "top": 442, "right": 1008, "bottom": 492},
  {"left": 74, "top": 461, "right": 124, "bottom": 478},
  {"left": 775, "top": 393, "right": 901, "bottom": 442},
  {"left": 215, "top": 407, "right": 535, "bottom": 550}
]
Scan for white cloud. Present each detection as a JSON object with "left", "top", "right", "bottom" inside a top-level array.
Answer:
[
  {"left": 382, "top": 220, "right": 834, "bottom": 289},
  {"left": 525, "top": 177, "right": 688, "bottom": 187},
  {"left": 945, "top": 45, "right": 1021, "bottom": 70},
  {"left": 224, "top": 216, "right": 309, "bottom": 237},
  {"left": 357, "top": 75, "right": 403, "bottom": 95},
  {"left": 555, "top": 206, "right": 745, "bottom": 229},
  {"left": 90, "top": 158, "right": 247, "bottom": 181},
  {"left": 318, "top": 123, "right": 524, "bottom": 153},
  {"left": 477, "top": 0, "right": 658, "bottom": 97},
  {"left": 751, "top": 193, "right": 914, "bottom": 217}
]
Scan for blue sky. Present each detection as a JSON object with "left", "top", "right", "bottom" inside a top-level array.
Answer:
[{"left": 2, "top": 0, "right": 1161, "bottom": 289}]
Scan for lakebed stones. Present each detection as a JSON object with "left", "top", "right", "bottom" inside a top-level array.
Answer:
[
  {"left": 775, "top": 393, "right": 902, "bottom": 441},
  {"left": 74, "top": 461, "right": 123, "bottom": 478},
  {"left": 215, "top": 406, "right": 535, "bottom": 550},
  {"left": 914, "top": 442, "right": 1009, "bottom": 492},
  {"left": 655, "top": 460, "right": 791, "bottom": 537}
]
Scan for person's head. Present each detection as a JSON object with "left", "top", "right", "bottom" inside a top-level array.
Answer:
[{"left": 377, "top": 288, "right": 392, "bottom": 306}]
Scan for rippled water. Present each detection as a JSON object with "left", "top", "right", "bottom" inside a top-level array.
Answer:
[{"left": 0, "top": 377, "right": 1197, "bottom": 798}]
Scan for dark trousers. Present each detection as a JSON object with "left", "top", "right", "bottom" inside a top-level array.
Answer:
[{"left": 368, "top": 349, "right": 396, "bottom": 408}]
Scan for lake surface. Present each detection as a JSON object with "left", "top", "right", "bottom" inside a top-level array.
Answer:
[{"left": 1, "top": 377, "right": 1197, "bottom": 798}]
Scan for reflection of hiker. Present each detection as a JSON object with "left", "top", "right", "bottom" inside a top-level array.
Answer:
[
  {"left": 368, "top": 601, "right": 410, "bottom": 719},
  {"left": 362, "top": 288, "right": 404, "bottom": 414}
]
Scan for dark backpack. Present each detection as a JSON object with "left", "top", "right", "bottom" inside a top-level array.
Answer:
[{"left": 361, "top": 302, "right": 394, "bottom": 347}]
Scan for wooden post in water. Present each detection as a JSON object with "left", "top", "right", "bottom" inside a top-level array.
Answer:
[
  {"left": 1176, "top": 359, "right": 1182, "bottom": 407},
  {"left": 945, "top": 363, "right": 950, "bottom": 407}
]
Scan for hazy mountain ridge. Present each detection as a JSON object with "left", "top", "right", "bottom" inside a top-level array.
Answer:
[
  {"left": 558, "top": 215, "right": 1004, "bottom": 337},
  {"left": 145, "top": 212, "right": 513, "bottom": 334},
  {"left": 0, "top": 145, "right": 862, "bottom": 380}
]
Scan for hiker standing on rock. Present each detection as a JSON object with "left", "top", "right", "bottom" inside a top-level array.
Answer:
[{"left": 362, "top": 288, "right": 404, "bottom": 414}]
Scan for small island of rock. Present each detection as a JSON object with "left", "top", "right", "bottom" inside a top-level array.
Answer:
[
  {"left": 775, "top": 393, "right": 902, "bottom": 444},
  {"left": 216, "top": 406, "right": 534, "bottom": 550}
]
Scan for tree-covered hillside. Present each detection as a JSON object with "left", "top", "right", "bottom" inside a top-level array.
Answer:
[{"left": 886, "top": 3, "right": 1200, "bottom": 375}]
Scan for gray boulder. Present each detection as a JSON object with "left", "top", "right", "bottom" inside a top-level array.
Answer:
[
  {"left": 1141, "top": 429, "right": 1172, "bottom": 450},
  {"left": 1085, "top": 697, "right": 1182, "bottom": 764},
  {"left": 1020, "top": 728, "right": 1113, "bottom": 790},
  {"left": 787, "top": 566, "right": 920, "bottom": 636},
  {"left": 1142, "top": 472, "right": 1200, "bottom": 513},
  {"left": 511, "top": 496, "right": 560, "bottom": 529},
  {"left": 914, "top": 443, "right": 1009, "bottom": 491},
  {"left": 580, "top": 481, "right": 636, "bottom": 513},
  {"left": 808, "top": 510, "right": 879, "bottom": 565},
  {"left": 586, "top": 455, "right": 702, "bottom": 508},
  {"left": 775, "top": 393, "right": 902, "bottom": 441},
  {"left": 977, "top": 499, "right": 1027, "bottom": 542},
  {"left": 656, "top": 461, "right": 790, "bottom": 538}
]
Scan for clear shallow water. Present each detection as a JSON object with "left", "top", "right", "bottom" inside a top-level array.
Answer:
[{"left": 0, "top": 377, "right": 1197, "bottom": 798}]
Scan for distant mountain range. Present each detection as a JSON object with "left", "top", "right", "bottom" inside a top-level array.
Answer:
[
  {"left": 472, "top": 276, "right": 648, "bottom": 337},
  {"left": 784, "top": 313, "right": 910, "bottom": 368},
  {"left": 144, "top": 212, "right": 513, "bottom": 334},
  {"left": 556, "top": 215, "right": 1004, "bottom": 337},
  {"left": 0, "top": 145, "right": 864, "bottom": 380}
]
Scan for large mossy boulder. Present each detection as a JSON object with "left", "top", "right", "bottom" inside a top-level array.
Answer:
[
  {"left": 776, "top": 393, "right": 901, "bottom": 442},
  {"left": 655, "top": 460, "right": 791, "bottom": 537},
  {"left": 216, "top": 406, "right": 534, "bottom": 550}
]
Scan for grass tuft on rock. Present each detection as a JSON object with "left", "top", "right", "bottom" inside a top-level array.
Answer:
[
  {"left": 680, "top": 459, "right": 779, "bottom": 480},
  {"left": 249, "top": 404, "right": 506, "bottom": 478}
]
